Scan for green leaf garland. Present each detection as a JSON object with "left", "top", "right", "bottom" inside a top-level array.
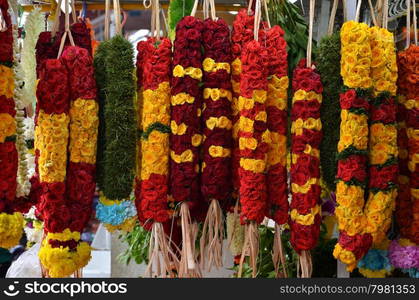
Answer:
[{"left": 317, "top": 32, "right": 343, "bottom": 191}]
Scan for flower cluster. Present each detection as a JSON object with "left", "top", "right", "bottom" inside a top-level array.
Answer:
[
  {"left": 369, "top": 27, "right": 398, "bottom": 96},
  {"left": 397, "top": 45, "right": 418, "bottom": 101},
  {"left": 0, "top": 0, "right": 22, "bottom": 249},
  {"left": 201, "top": 18, "right": 232, "bottom": 206},
  {"left": 170, "top": 16, "right": 205, "bottom": 220},
  {"left": 340, "top": 21, "right": 372, "bottom": 89},
  {"left": 388, "top": 239, "right": 419, "bottom": 275},
  {"left": 96, "top": 194, "right": 137, "bottom": 232},
  {"left": 231, "top": 10, "right": 256, "bottom": 200},
  {"left": 289, "top": 59, "right": 322, "bottom": 253},
  {"left": 135, "top": 37, "right": 172, "bottom": 228},
  {"left": 38, "top": 229, "right": 91, "bottom": 278},
  {"left": 238, "top": 40, "right": 269, "bottom": 224},
  {"left": 264, "top": 25, "right": 289, "bottom": 225}
]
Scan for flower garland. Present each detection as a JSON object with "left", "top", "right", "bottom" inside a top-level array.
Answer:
[
  {"left": 170, "top": 15, "right": 204, "bottom": 277},
  {"left": 358, "top": 26, "right": 398, "bottom": 278},
  {"left": 228, "top": 8, "right": 255, "bottom": 260},
  {"left": 0, "top": 0, "right": 23, "bottom": 249},
  {"left": 231, "top": 9, "right": 255, "bottom": 203},
  {"left": 333, "top": 21, "right": 373, "bottom": 271},
  {"left": 170, "top": 15, "right": 204, "bottom": 215},
  {"left": 95, "top": 35, "right": 137, "bottom": 232},
  {"left": 238, "top": 39, "right": 269, "bottom": 277},
  {"left": 199, "top": 17, "right": 233, "bottom": 270},
  {"left": 317, "top": 31, "right": 343, "bottom": 191},
  {"left": 289, "top": 58, "right": 323, "bottom": 262},
  {"left": 62, "top": 46, "right": 98, "bottom": 236},
  {"left": 264, "top": 25, "right": 289, "bottom": 227},
  {"left": 135, "top": 37, "right": 171, "bottom": 227},
  {"left": 389, "top": 44, "right": 419, "bottom": 277},
  {"left": 21, "top": 6, "right": 43, "bottom": 109}
]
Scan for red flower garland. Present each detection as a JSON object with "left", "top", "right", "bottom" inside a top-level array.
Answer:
[
  {"left": 264, "top": 25, "right": 289, "bottom": 225},
  {"left": 289, "top": 59, "right": 322, "bottom": 253},
  {"left": 238, "top": 40, "right": 269, "bottom": 224},
  {"left": 61, "top": 46, "right": 97, "bottom": 233},
  {"left": 135, "top": 37, "right": 172, "bottom": 227},
  {"left": 0, "top": 0, "right": 13, "bottom": 63},
  {"left": 201, "top": 18, "right": 232, "bottom": 206},
  {"left": 170, "top": 16, "right": 205, "bottom": 220},
  {"left": 231, "top": 10, "right": 256, "bottom": 199}
]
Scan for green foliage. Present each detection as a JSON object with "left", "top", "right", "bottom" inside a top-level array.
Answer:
[
  {"left": 118, "top": 222, "right": 151, "bottom": 265},
  {"left": 268, "top": 0, "right": 312, "bottom": 77},
  {"left": 103, "top": 35, "right": 137, "bottom": 200},
  {"left": 94, "top": 41, "right": 110, "bottom": 191},
  {"left": 140, "top": 122, "right": 171, "bottom": 140},
  {"left": 317, "top": 32, "right": 343, "bottom": 191},
  {"left": 232, "top": 224, "right": 337, "bottom": 277},
  {"left": 168, "top": 0, "right": 195, "bottom": 40}
]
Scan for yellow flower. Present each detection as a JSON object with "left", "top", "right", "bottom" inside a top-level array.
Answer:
[
  {"left": 240, "top": 158, "right": 266, "bottom": 173},
  {"left": 253, "top": 90, "right": 267, "bottom": 103},
  {"left": 0, "top": 113, "right": 16, "bottom": 142},
  {"left": 293, "top": 89, "right": 307, "bottom": 101},
  {"left": 0, "top": 212, "right": 24, "bottom": 249},
  {"left": 231, "top": 58, "right": 242, "bottom": 75},
  {"left": 171, "top": 121, "right": 187, "bottom": 135},
  {"left": 239, "top": 137, "right": 258, "bottom": 150},
  {"left": 171, "top": 93, "right": 194, "bottom": 105},
  {"left": 238, "top": 116, "right": 254, "bottom": 133},
  {"left": 191, "top": 134, "right": 202, "bottom": 147},
  {"left": 255, "top": 111, "right": 267, "bottom": 122},
  {"left": 237, "top": 96, "right": 254, "bottom": 110},
  {"left": 172, "top": 65, "right": 184, "bottom": 77},
  {"left": 171, "top": 150, "right": 194, "bottom": 163},
  {"left": 209, "top": 146, "right": 231, "bottom": 158},
  {"left": 0, "top": 65, "right": 14, "bottom": 98},
  {"left": 203, "top": 58, "right": 215, "bottom": 72}
]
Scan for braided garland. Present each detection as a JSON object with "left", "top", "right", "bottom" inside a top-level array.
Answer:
[{"left": 0, "top": 0, "right": 22, "bottom": 249}]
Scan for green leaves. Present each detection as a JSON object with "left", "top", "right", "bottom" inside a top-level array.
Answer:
[
  {"left": 167, "top": 0, "right": 195, "bottom": 40},
  {"left": 317, "top": 32, "right": 343, "bottom": 191},
  {"left": 118, "top": 222, "right": 150, "bottom": 266}
]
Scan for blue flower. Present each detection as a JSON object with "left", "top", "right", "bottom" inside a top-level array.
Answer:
[
  {"left": 96, "top": 200, "right": 137, "bottom": 226},
  {"left": 358, "top": 249, "right": 391, "bottom": 271}
]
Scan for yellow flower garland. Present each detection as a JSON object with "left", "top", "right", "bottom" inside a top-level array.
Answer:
[{"left": 0, "top": 212, "right": 24, "bottom": 248}]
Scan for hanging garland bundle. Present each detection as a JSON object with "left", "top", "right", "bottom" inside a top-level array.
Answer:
[
  {"left": 0, "top": 0, "right": 23, "bottom": 249},
  {"left": 170, "top": 14, "right": 204, "bottom": 277},
  {"left": 333, "top": 20, "right": 373, "bottom": 272},
  {"left": 62, "top": 46, "right": 98, "bottom": 236},
  {"left": 264, "top": 25, "right": 288, "bottom": 225},
  {"left": 389, "top": 19, "right": 419, "bottom": 275},
  {"left": 317, "top": 31, "right": 343, "bottom": 192},
  {"left": 289, "top": 58, "right": 323, "bottom": 277},
  {"left": 199, "top": 16, "right": 233, "bottom": 270},
  {"left": 95, "top": 3, "right": 137, "bottom": 232},
  {"left": 357, "top": 24, "right": 398, "bottom": 278},
  {"left": 21, "top": 6, "right": 43, "bottom": 110},
  {"left": 237, "top": 27, "right": 270, "bottom": 277},
  {"left": 227, "top": 7, "right": 256, "bottom": 262},
  {"left": 231, "top": 9, "right": 255, "bottom": 200},
  {"left": 135, "top": 31, "right": 178, "bottom": 276},
  {"left": 35, "top": 57, "right": 83, "bottom": 277},
  {"left": 263, "top": 24, "right": 289, "bottom": 277}
]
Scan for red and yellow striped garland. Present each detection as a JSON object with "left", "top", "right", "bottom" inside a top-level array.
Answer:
[{"left": 289, "top": 59, "right": 322, "bottom": 256}]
